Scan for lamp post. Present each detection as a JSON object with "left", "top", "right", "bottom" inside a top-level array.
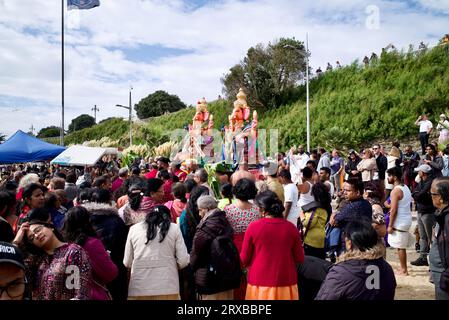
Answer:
[
  {"left": 284, "top": 33, "right": 310, "bottom": 153},
  {"left": 91, "top": 105, "right": 100, "bottom": 123},
  {"left": 116, "top": 86, "right": 133, "bottom": 147}
]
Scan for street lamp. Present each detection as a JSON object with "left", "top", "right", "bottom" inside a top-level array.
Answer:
[
  {"left": 284, "top": 33, "right": 310, "bottom": 153},
  {"left": 116, "top": 86, "right": 133, "bottom": 146}
]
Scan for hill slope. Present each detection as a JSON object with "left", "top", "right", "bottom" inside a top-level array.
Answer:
[{"left": 64, "top": 44, "right": 449, "bottom": 151}]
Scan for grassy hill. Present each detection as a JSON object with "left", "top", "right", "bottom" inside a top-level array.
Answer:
[{"left": 63, "top": 44, "right": 449, "bottom": 152}]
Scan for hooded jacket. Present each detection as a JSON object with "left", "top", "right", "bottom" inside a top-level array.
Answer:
[
  {"left": 315, "top": 243, "right": 396, "bottom": 300},
  {"left": 82, "top": 202, "right": 129, "bottom": 300},
  {"left": 435, "top": 205, "right": 449, "bottom": 292}
]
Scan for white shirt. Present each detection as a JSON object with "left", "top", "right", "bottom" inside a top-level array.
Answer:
[
  {"left": 419, "top": 120, "right": 433, "bottom": 133},
  {"left": 393, "top": 185, "right": 412, "bottom": 231},
  {"left": 298, "top": 181, "right": 315, "bottom": 210},
  {"left": 324, "top": 180, "right": 334, "bottom": 198},
  {"left": 283, "top": 183, "right": 299, "bottom": 225},
  {"left": 289, "top": 153, "right": 310, "bottom": 184}
]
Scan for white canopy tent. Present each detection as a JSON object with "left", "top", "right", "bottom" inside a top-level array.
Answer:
[{"left": 50, "top": 145, "right": 118, "bottom": 166}]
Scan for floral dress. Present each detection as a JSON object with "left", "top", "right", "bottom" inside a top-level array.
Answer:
[
  {"left": 224, "top": 203, "right": 261, "bottom": 251},
  {"left": 25, "top": 243, "right": 92, "bottom": 300}
]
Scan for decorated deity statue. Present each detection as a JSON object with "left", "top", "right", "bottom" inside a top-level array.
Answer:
[
  {"left": 193, "top": 97, "right": 210, "bottom": 129},
  {"left": 229, "top": 88, "right": 250, "bottom": 131}
]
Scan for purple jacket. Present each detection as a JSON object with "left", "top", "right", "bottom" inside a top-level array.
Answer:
[
  {"left": 316, "top": 243, "right": 396, "bottom": 300},
  {"left": 83, "top": 237, "right": 118, "bottom": 300}
]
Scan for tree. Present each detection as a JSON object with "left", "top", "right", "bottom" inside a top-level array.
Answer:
[
  {"left": 37, "top": 126, "right": 61, "bottom": 138},
  {"left": 134, "top": 90, "right": 187, "bottom": 119},
  {"left": 0, "top": 133, "right": 6, "bottom": 144},
  {"left": 68, "top": 114, "right": 96, "bottom": 133},
  {"left": 221, "top": 37, "right": 307, "bottom": 110},
  {"left": 99, "top": 117, "right": 120, "bottom": 124}
]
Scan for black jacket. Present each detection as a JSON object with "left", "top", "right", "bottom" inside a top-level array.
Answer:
[
  {"left": 83, "top": 202, "right": 129, "bottom": 300},
  {"left": 345, "top": 157, "right": 362, "bottom": 179},
  {"left": 425, "top": 155, "right": 444, "bottom": 177},
  {"left": 190, "top": 209, "right": 235, "bottom": 294},
  {"left": 316, "top": 243, "right": 396, "bottom": 300},
  {"left": 412, "top": 176, "right": 436, "bottom": 214},
  {"left": 435, "top": 205, "right": 449, "bottom": 292},
  {"left": 375, "top": 154, "right": 388, "bottom": 180}
]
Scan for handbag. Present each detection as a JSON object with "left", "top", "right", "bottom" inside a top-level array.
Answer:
[{"left": 301, "top": 209, "right": 317, "bottom": 245}]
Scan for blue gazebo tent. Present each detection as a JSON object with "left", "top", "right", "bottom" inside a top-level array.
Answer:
[{"left": 0, "top": 130, "right": 66, "bottom": 164}]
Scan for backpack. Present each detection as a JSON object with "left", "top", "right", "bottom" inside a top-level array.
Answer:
[{"left": 195, "top": 224, "right": 242, "bottom": 295}]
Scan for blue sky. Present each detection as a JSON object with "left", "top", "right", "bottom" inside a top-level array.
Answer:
[{"left": 0, "top": 0, "right": 448, "bottom": 138}]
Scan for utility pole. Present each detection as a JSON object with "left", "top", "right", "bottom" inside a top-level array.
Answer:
[
  {"left": 60, "top": 0, "right": 65, "bottom": 146},
  {"left": 116, "top": 86, "right": 133, "bottom": 147},
  {"left": 92, "top": 105, "right": 100, "bottom": 123},
  {"left": 29, "top": 124, "right": 35, "bottom": 135},
  {"left": 306, "top": 33, "right": 310, "bottom": 154}
]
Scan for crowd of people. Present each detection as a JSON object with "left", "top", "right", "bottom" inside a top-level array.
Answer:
[{"left": 1, "top": 117, "right": 449, "bottom": 301}]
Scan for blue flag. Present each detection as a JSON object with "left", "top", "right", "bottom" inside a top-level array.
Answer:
[{"left": 67, "top": 0, "right": 100, "bottom": 10}]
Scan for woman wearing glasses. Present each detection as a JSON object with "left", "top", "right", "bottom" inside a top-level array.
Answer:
[
  {"left": 0, "top": 242, "right": 29, "bottom": 300},
  {"left": 12, "top": 211, "right": 93, "bottom": 300}
]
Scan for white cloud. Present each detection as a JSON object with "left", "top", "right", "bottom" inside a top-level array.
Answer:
[
  {"left": 417, "top": 0, "right": 449, "bottom": 14},
  {"left": 0, "top": 0, "right": 448, "bottom": 138}
]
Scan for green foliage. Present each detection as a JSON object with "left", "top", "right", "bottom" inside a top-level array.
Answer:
[
  {"left": 64, "top": 118, "right": 129, "bottom": 145},
  {"left": 134, "top": 90, "right": 187, "bottom": 119},
  {"left": 68, "top": 114, "right": 96, "bottom": 133},
  {"left": 63, "top": 44, "right": 449, "bottom": 154},
  {"left": 221, "top": 37, "right": 307, "bottom": 110},
  {"left": 99, "top": 117, "right": 121, "bottom": 124},
  {"left": 37, "top": 126, "right": 60, "bottom": 138},
  {"left": 258, "top": 44, "right": 449, "bottom": 151}
]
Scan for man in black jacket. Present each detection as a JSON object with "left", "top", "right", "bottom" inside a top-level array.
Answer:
[
  {"left": 373, "top": 144, "right": 388, "bottom": 198},
  {"left": 430, "top": 177, "right": 449, "bottom": 300},
  {"left": 411, "top": 164, "right": 436, "bottom": 266}
]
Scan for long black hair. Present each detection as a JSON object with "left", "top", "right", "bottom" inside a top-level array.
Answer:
[
  {"left": 185, "top": 186, "right": 209, "bottom": 237},
  {"left": 22, "top": 183, "right": 44, "bottom": 208},
  {"left": 145, "top": 205, "right": 172, "bottom": 244},
  {"left": 128, "top": 184, "right": 145, "bottom": 211},
  {"left": 254, "top": 190, "right": 284, "bottom": 218},
  {"left": 62, "top": 206, "right": 98, "bottom": 246},
  {"left": 311, "top": 182, "right": 331, "bottom": 207}
]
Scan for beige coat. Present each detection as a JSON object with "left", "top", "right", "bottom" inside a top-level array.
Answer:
[
  {"left": 124, "top": 222, "right": 189, "bottom": 297},
  {"left": 357, "top": 158, "right": 378, "bottom": 182}
]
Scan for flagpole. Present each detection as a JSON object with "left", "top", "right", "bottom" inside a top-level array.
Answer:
[{"left": 60, "top": 0, "right": 65, "bottom": 146}]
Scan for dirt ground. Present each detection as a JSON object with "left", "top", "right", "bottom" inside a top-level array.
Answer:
[
  {"left": 383, "top": 208, "right": 435, "bottom": 300},
  {"left": 386, "top": 246, "right": 435, "bottom": 300}
]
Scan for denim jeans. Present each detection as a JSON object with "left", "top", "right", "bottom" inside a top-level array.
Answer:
[
  {"left": 429, "top": 239, "right": 449, "bottom": 300},
  {"left": 417, "top": 212, "right": 436, "bottom": 258},
  {"left": 331, "top": 173, "right": 341, "bottom": 193}
]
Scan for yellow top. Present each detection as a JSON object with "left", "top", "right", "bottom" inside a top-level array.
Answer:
[{"left": 302, "top": 207, "right": 328, "bottom": 249}]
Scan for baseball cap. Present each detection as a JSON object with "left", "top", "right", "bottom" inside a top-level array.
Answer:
[
  {"left": 414, "top": 164, "right": 432, "bottom": 173},
  {"left": 0, "top": 242, "right": 25, "bottom": 270}
]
